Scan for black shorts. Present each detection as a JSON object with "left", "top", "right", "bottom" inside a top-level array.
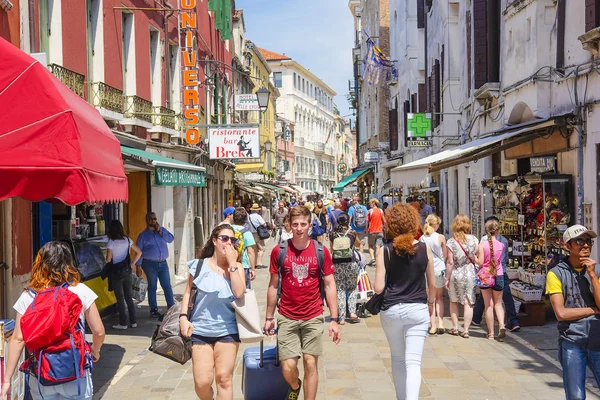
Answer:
[{"left": 191, "top": 333, "right": 240, "bottom": 345}]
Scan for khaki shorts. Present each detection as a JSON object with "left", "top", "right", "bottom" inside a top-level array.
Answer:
[
  {"left": 356, "top": 231, "right": 367, "bottom": 247},
  {"left": 367, "top": 232, "right": 384, "bottom": 247},
  {"left": 277, "top": 314, "right": 324, "bottom": 360}
]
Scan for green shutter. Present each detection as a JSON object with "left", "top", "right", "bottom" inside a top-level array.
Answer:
[
  {"left": 220, "top": 0, "right": 231, "bottom": 40},
  {"left": 208, "top": 0, "right": 219, "bottom": 12}
]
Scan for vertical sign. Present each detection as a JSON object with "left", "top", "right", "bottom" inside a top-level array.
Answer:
[
  {"left": 470, "top": 182, "right": 482, "bottom": 239},
  {"left": 181, "top": 1, "right": 200, "bottom": 145}
]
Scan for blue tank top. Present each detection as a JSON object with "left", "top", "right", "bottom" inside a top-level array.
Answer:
[{"left": 188, "top": 259, "right": 238, "bottom": 337}]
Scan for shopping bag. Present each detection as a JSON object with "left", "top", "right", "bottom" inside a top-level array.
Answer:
[
  {"left": 356, "top": 269, "right": 374, "bottom": 304},
  {"left": 132, "top": 274, "right": 148, "bottom": 302},
  {"left": 231, "top": 289, "right": 264, "bottom": 344}
]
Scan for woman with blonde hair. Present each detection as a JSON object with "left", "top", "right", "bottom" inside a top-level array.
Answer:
[
  {"left": 374, "top": 204, "right": 436, "bottom": 400},
  {"left": 446, "top": 214, "right": 479, "bottom": 338},
  {"left": 475, "top": 219, "right": 506, "bottom": 340},
  {"left": 420, "top": 214, "right": 448, "bottom": 335}
]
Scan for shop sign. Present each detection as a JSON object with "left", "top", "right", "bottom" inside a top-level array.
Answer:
[
  {"left": 512, "top": 241, "right": 531, "bottom": 256},
  {"left": 470, "top": 183, "right": 482, "bottom": 239},
  {"left": 234, "top": 94, "right": 260, "bottom": 111},
  {"left": 364, "top": 152, "right": 380, "bottom": 163},
  {"left": 530, "top": 156, "right": 555, "bottom": 173},
  {"left": 209, "top": 126, "right": 260, "bottom": 159},
  {"left": 338, "top": 162, "right": 348, "bottom": 173},
  {"left": 181, "top": 2, "right": 200, "bottom": 145},
  {"left": 407, "top": 113, "right": 433, "bottom": 147},
  {"left": 154, "top": 166, "right": 206, "bottom": 187}
]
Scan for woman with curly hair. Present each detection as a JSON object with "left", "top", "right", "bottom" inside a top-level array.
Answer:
[
  {"left": 475, "top": 219, "right": 506, "bottom": 340},
  {"left": 374, "top": 204, "right": 436, "bottom": 400},
  {"left": 446, "top": 214, "right": 479, "bottom": 338},
  {"left": 1, "top": 241, "right": 105, "bottom": 400}
]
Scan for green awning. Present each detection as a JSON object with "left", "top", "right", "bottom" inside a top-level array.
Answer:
[
  {"left": 121, "top": 146, "right": 206, "bottom": 187},
  {"left": 332, "top": 168, "right": 372, "bottom": 193},
  {"left": 255, "top": 182, "right": 283, "bottom": 193}
]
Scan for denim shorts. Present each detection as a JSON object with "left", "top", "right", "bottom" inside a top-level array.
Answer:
[
  {"left": 491, "top": 275, "right": 505, "bottom": 292},
  {"left": 191, "top": 333, "right": 240, "bottom": 345}
]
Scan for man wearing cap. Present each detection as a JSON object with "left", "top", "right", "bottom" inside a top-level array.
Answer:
[
  {"left": 546, "top": 224, "right": 600, "bottom": 399},
  {"left": 220, "top": 206, "right": 236, "bottom": 226},
  {"left": 472, "top": 215, "right": 520, "bottom": 331},
  {"left": 247, "top": 203, "right": 268, "bottom": 269}
]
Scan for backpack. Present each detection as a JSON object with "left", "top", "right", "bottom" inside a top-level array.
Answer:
[
  {"left": 19, "top": 284, "right": 92, "bottom": 398},
  {"left": 233, "top": 226, "right": 248, "bottom": 262},
  {"left": 332, "top": 229, "right": 354, "bottom": 262},
  {"left": 310, "top": 215, "right": 326, "bottom": 238},
  {"left": 276, "top": 239, "right": 326, "bottom": 304},
  {"left": 353, "top": 205, "right": 367, "bottom": 229}
]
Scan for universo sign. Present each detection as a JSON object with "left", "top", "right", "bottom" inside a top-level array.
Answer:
[{"left": 181, "top": 0, "right": 200, "bottom": 145}]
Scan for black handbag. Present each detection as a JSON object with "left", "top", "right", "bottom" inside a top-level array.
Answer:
[
  {"left": 250, "top": 217, "right": 271, "bottom": 240},
  {"left": 108, "top": 241, "right": 132, "bottom": 279},
  {"left": 365, "top": 245, "right": 390, "bottom": 315}
]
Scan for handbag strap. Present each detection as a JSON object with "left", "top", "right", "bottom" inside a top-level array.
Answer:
[
  {"left": 419, "top": 235, "right": 444, "bottom": 263},
  {"left": 454, "top": 236, "right": 475, "bottom": 266}
]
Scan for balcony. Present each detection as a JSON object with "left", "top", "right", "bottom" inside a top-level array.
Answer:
[
  {"left": 315, "top": 142, "right": 325, "bottom": 153},
  {"left": 49, "top": 64, "right": 84, "bottom": 98},
  {"left": 90, "top": 82, "right": 123, "bottom": 115},
  {"left": 124, "top": 95, "right": 153, "bottom": 123},
  {"left": 152, "top": 106, "right": 177, "bottom": 130}
]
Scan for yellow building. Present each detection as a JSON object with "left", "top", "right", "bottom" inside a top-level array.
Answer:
[{"left": 234, "top": 40, "right": 280, "bottom": 176}]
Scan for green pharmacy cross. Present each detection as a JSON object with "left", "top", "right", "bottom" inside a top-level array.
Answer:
[{"left": 407, "top": 113, "right": 432, "bottom": 137}]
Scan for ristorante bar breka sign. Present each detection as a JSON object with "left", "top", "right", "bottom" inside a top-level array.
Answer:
[{"left": 209, "top": 126, "right": 260, "bottom": 159}]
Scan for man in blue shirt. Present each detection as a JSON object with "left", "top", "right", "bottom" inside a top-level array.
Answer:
[
  {"left": 136, "top": 212, "right": 175, "bottom": 318},
  {"left": 472, "top": 215, "right": 520, "bottom": 331},
  {"left": 347, "top": 195, "right": 369, "bottom": 257}
]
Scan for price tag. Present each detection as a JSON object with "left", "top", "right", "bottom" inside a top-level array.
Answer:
[
  {"left": 518, "top": 214, "right": 525, "bottom": 226},
  {"left": 513, "top": 241, "right": 531, "bottom": 256}
]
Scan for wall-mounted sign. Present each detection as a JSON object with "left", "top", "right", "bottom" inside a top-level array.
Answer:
[
  {"left": 364, "top": 152, "right": 380, "bottom": 163},
  {"left": 154, "top": 166, "right": 206, "bottom": 187},
  {"left": 209, "top": 126, "right": 260, "bottom": 159},
  {"left": 338, "top": 162, "right": 348, "bottom": 173},
  {"left": 512, "top": 241, "right": 531, "bottom": 256},
  {"left": 181, "top": 3, "right": 200, "bottom": 145},
  {"left": 234, "top": 94, "right": 260, "bottom": 111},
  {"left": 407, "top": 113, "right": 433, "bottom": 147},
  {"left": 530, "top": 156, "right": 556, "bottom": 173}
]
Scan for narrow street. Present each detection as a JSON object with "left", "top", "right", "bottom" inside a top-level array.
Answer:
[{"left": 96, "top": 239, "right": 599, "bottom": 400}]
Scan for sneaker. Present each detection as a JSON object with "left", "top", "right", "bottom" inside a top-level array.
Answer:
[
  {"left": 130, "top": 323, "right": 138, "bottom": 328},
  {"left": 286, "top": 379, "right": 301, "bottom": 400},
  {"left": 471, "top": 321, "right": 481, "bottom": 326},
  {"left": 508, "top": 324, "right": 520, "bottom": 332},
  {"left": 150, "top": 309, "right": 161, "bottom": 319},
  {"left": 112, "top": 324, "right": 128, "bottom": 330}
]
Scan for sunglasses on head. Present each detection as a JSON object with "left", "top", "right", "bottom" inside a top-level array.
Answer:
[
  {"left": 571, "top": 238, "right": 594, "bottom": 247},
  {"left": 217, "top": 235, "right": 239, "bottom": 245}
]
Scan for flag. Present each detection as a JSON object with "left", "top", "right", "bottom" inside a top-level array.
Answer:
[
  {"left": 325, "top": 124, "right": 334, "bottom": 144},
  {"left": 362, "top": 33, "right": 397, "bottom": 87}
]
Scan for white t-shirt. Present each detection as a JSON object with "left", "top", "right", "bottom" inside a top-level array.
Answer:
[
  {"left": 14, "top": 283, "right": 98, "bottom": 323},
  {"left": 107, "top": 237, "right": 133, "bottom": 263}
]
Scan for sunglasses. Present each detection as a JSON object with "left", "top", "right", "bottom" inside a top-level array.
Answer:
[
  {"left": 571, "top": 238, "right": 594, "bottom": 247},
  {"left": 217, "top": 235, "right": 239, "bottom": 245},
  {"left": 149, "top": 217, "right": 157, "bottom": 221}
]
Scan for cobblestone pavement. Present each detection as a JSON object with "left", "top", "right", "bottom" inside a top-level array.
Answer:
[{"left": 95, "top": 239, "right": 600, "bottom": 399}]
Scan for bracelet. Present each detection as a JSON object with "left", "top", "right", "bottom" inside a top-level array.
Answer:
[
  {"left": 179, "top": 313, "right": 188, "bottom": 319},
  {"left": 265, "top": 317, "right": 274, "bottom": 321},
  {"left": 427, "top": 301, "right": 434, "bottom": 306}
]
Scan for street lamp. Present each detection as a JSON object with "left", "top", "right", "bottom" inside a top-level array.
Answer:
[
  {"left": 264, "top": 139, "right": 272, "bottom": 152},
  {"left": 256, "top": 87, "right": 271, "bottom": 112}
]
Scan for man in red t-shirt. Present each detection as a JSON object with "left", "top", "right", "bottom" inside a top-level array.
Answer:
[
  {"left": 264, "top": 206, "right": 341, "bottom": 400},
  {"left": 367, "top": 198, "right": 386, "bottom": 265}
]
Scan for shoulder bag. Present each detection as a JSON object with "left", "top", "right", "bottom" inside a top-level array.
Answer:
[
  {"left": 231, "top": 289, "right": 264, "bottom": 343},
  {"left": 365, "top": 244, "right": 390, "bottom": 315},
  {"left": 455, "top": 237, "right": 494, "bottom": 288},
  {"left": 249, "top": 216, "right": 271, "bottom": 240}
]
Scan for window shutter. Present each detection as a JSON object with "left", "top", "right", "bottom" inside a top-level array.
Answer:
[
  {"left": 473, "top": 0, "right": 488, "bottom": 89},
  {"left": 585, "top": 0, "right": 599, "bottom": 32},
  {"left": 389, "top": 108, "right": 398, "bottom": 151},
  {"left": 417, "top": 0, "right": 425, "bottom": 29},
  {"left": 466, "top": 11, "right": 472, "bottom": 96},
  {"left": 435, "top": 59, "right": 441, "bottom": 127},
  {"left": 411, "top": 93, "right": 417, "bottom": 113},
  {"left": 418, "top": 83, "right": 426, "bottom": 112},
  {"left": 403, "top": 100, "right": 410, "bottom": 147}
]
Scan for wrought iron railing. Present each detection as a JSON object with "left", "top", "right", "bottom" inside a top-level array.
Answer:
[
  {"left": 124, "top": 95, "right": 153, "bottom": 123},
  {"left": 152, "top": 106, "right": 177, "bottom": 130},
  {"left": 90, "top": 82, "right": 123, "bottom": 114},
  {"left": 49, "top": 64, "right": 85, "bottom": 98}
]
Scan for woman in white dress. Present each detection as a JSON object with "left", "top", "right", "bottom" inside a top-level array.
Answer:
[{"left": 446, "top": 214, "right": 479, "bottom": 338}]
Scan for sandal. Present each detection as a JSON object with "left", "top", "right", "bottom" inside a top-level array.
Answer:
[
  {"left": 437, "top": 328, "right": 445, "bottom": 335},
  {"left": 498, "top": 327, "right": 506, "bottom": 342},
  {"left": 448, "top": 328, "right": 459, "bottom": 336},
  {"left": 487, "top": 333, "right": 494, "bottom": 340},
  {"left": 429, "top": 327, "right": 437, "bottom": 336},
  {"left": 460, "top": 331, "right": 470, "bottom": 339}
]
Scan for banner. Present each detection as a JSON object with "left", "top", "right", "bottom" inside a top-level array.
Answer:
[
  {"left": 234, "top": 94, "right": 260, "bottom": 111},
  {"left": 209, "top": 126, "right": 260, "bottom": 159},
  {"left": 362, "top": 33, "right": 397, "bottom": 87}
]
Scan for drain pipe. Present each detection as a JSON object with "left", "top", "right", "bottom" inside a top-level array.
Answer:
[{"left": 164, "top": 0, "right": 175, "bottom": 108}]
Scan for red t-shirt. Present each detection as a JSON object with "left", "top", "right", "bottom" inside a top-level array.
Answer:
[
  {"left": 368, "top": 207, "right": 384, "bottom": 233},
  {"left": 269, "top": 240, "right": 334, "bottom": 320}
]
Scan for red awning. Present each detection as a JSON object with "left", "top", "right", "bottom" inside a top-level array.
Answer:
[{"left": 0, "top": 37, "right": 128, "bottom": 205}]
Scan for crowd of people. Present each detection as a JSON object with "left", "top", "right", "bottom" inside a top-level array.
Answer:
[{"left": 2, "top": 193, "right": 599, "bottom": 400}]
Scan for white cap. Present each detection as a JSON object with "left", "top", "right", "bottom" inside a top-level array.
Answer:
[{"left": 563, "top": 224, "right": 597, "bottom": 243}]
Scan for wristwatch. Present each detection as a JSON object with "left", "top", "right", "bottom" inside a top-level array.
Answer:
[
  {"left": 228, "top": 266, "right": 239, "bottom": 272},
  {"left": 330, "top": 317, "right": 341, "bottom": 323}
]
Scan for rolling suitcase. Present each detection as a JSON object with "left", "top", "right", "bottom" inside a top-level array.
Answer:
[{"left": 242, "top": 339, "right": 289, "bottom": 400}]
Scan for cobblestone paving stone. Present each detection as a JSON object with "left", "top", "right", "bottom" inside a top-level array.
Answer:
[{"left": 95, "top": 238, "right": 600, "bottom": 399}]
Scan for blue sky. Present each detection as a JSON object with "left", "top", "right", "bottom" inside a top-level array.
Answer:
[{"left": 236, "top": 0, "right": 355, "bottom": 119}]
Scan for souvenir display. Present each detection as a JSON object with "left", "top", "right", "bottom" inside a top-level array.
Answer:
[{"left": 484, "top": 175, "right": 573, "bottom": 308}]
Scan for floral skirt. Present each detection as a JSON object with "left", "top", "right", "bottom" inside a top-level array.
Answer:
[{"left": 448, "top": 264, "right": 476, "bottom": 305}]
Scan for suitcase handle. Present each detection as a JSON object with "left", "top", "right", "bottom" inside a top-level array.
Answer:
[{"left": 259, "top": 330, "right": 279, "bottom": 368}]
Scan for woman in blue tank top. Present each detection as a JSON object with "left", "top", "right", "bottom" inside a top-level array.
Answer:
[{"left": 179, "top": 224, "right": 246, "bottom": 400}]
